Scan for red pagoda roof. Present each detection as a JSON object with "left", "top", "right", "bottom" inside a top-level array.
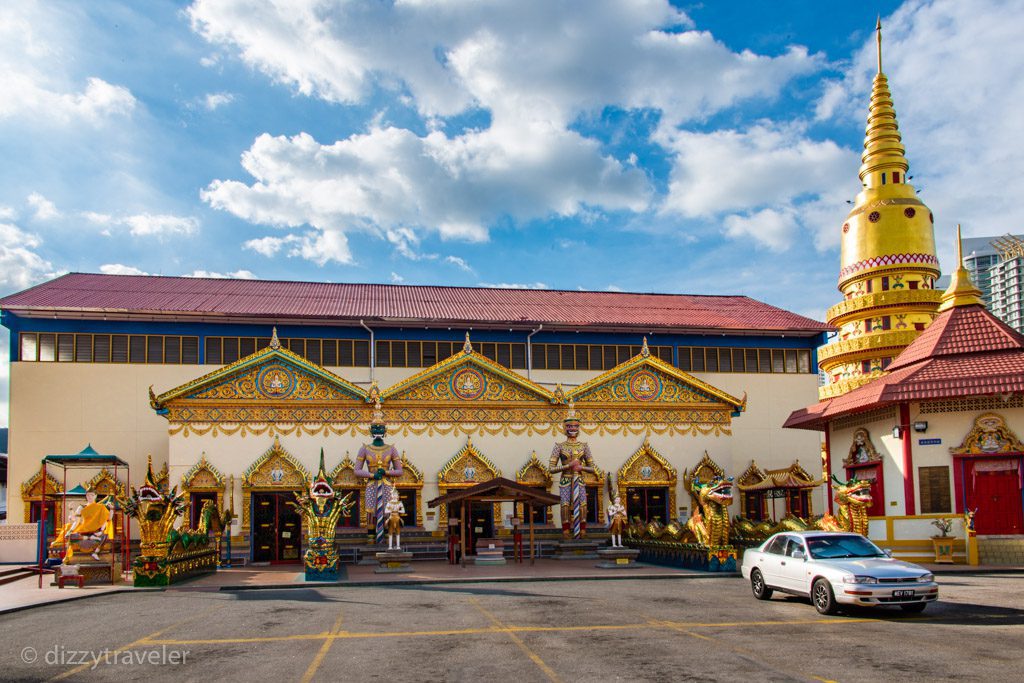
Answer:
[
  {"left": 0, "top": 273, "right": 829, "bottom": 334},
  {"left": 785, "top": 304, "right": 1024, "bottom": 430}
]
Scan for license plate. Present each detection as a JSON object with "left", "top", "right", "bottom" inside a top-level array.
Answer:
[{"left": 893, "top": 590, "right": 915, "bottom": 597}]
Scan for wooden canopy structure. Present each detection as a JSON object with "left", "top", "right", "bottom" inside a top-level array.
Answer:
[{"left": 427, "top": 477, "right": 560, "bottom": 567}]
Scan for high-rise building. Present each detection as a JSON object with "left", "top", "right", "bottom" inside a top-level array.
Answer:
[
  {"left": 818, "top": 20, "right": 942, "bottom": 400},
  {"left": 990, "top": 234, "right": 1024, "bottom": 333}
]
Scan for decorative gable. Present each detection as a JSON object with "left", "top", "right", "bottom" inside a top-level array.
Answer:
[
  {"left": 516, "top": 452, "right": 552, "bottom": 487},
  {"left": 331, "top": 453, "right": 360, "bottom": 487},
  {"left": 395, "top": 453, "right": 423, "bottom": 486},
  {"left": 618, "top": 438, "right": 676, "bottom": 487},
  {"left": 438, "top": 438, "right": 502, "bottom": 487},
  {"left": 21, "top": 469, "right": 64, "bottom": 498},
  {"left": 182, "top": 454, "right": 224, "bottom": 491},
  {"left": 150, "top": 331, "right": 369, "bottom": 432},
  {"left": 684, "top": 451, "right": 726, "bottom": 490},
  {"left": 86, "top": 468, "right": 126, "bottom": 499},
  {"left": 951, "top": 412, "right": 1024, "bottom": 456},
  {"left": 564, "top": 340, "right": 745, "bottom": 436},
  {"left": 383, "top": 334, "right": 555, "bottom": 405},
  {"left": 243, "top": 437, "right": 310, "bottom": 489}
]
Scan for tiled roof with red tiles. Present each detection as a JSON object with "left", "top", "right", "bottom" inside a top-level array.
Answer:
[
  {"left": 785, "top": 304, "right": 1024, "bottom": 430},
  {"left": 0, "top": 273, "right": 831, "bottom": 334}
]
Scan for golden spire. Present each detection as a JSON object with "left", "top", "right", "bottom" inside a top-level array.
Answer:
[
  {"left": 876, "top": 16, "right": 882, "bottom": 74},
  {"left": 859, "top": 18, "right": 908, "bottom": 189},
  {"left": 938, "top": 225, "right": 985, "bottom": 311},
  {"left": 270, "top": 326, "right": 281, "bottom": 350}
]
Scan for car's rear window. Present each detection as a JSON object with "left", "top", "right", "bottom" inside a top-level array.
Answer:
[{"left": 806, "top": 535, "right": 885, "bottom": 559}]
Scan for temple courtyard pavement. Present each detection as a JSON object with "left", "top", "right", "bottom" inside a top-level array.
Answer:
[{"left": 2, "top": 564, "right": 1023, "bottom": 682}]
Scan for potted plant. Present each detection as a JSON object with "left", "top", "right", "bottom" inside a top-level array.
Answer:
[{"left": 930, "top": 518, "right": 955, "bottom": 564}]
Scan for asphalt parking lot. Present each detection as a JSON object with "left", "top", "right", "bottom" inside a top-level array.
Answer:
[{"left": 4, "top": 572, "right": 1023, "bottom": 682}]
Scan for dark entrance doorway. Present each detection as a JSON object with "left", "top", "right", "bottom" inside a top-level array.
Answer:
[
  {"left": 251, "top": 492, "right": 302, "bottom": 563},
  {"left": 626, "top": 486, "right": 669, "bottom": 523},
  {"left": 451, "top": 501, "right": 494, "bottom": 554},
  {"left": 967, "top": 459, "right": 1023, "bottom": 534}
]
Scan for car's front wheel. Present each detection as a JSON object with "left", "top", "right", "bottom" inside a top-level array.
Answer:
[
  {"left": 900, "top": 602, "right": 927, "bottom": 614},
  {"left": 812, "top": 578, "right": 838, "bottom": 615},
  {"left": 750, "top": 569, "right": 773, "bottom": 600}
]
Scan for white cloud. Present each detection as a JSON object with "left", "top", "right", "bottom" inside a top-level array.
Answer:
[
  {"left": 99, "top": 263, "right": 149, "bottom": 276},
  {"left": 444, "top": 255, "right": 473, "bottom": 273},
  {"left": 390, "top": 271, "right": 404, "bottom": 283},
  {"left": 26, "top": 192, "right": 60, "bottom": 220},
  {"left": 120, "top": 214, "right": 198, "bottom": 238},
  {"left": 722, "top": 208, "right": 797, "bottom": 253},
  {"left": 0, "top": 221, "right": 53, "bottom": 292},
  {"left": 814, "top": 0, "right": 1024, "bottom": 267},
  {"left": 0, "top": 4, "right": 136, "bottom": 124},
  {"left": 243, "top": 235, "right": 291, "bottom": 257},
  {"left": 203, "top": 92, "right": 234, "bottom": 110},
  {"left": 478, "top": 281, "right": 548, "bottom": 289},
  {"left": 190, "top": 0, "right": 825, "bottom": 264},
  {"left": 184, "top": 269, "right": 257, "bottom": 279},
  {"left": 0, "top": 206, "right": 17, "bottom": 221}
]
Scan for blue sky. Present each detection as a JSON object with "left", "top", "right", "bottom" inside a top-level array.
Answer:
[{"left": 2, "top": 0, "right": 1024, "bottom": 426}]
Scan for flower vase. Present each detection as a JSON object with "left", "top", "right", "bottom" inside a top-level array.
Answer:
[{"left": 930, "top": 536, "right": 955, "bottom": 564}]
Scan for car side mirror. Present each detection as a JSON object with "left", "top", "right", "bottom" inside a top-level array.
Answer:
[
  {"left": 792, "top": 550, "right": 805, "bottom": 561},
  {"left": 884, "top": 549, "right": 893, "bottom": 558}
]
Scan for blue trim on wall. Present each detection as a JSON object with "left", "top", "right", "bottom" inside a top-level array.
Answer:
[{"left": 2, "top": 312, "right": 828, "bottom": 366}]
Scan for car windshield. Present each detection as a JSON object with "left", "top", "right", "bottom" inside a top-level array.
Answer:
[{"left": 806, "top": 535, "right": 885, "bottom": 559}]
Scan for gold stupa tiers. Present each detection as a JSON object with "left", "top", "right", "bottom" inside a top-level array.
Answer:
[{"left": 818, "top": 19, "right": 942, "bottom": 399}]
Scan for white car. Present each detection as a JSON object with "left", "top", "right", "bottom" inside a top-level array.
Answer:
[{"left": 741, "top": 531, "right": 939, "bottom": 615}]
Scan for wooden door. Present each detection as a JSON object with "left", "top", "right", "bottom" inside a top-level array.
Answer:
[
  {"left": 626, "top": 487, "right": 669, "bottom": 523},
  {"left": 968, "top": 463, "right": 1023, "bottom": 534},
  {"left": 251, "top": 492, "right": 302, "bottom": 563}
]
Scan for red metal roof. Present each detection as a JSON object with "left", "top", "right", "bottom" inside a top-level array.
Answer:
[
  {"left": 785, "top": 304, "right": 1024, "bottom": 430},
  {"left": 0, "top": 273, "right": 830, "bottom": 334}
]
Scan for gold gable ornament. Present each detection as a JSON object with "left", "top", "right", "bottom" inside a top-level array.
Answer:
[
  {"left": 393, "top": 452, "right": 424, "bottom": 528},
  {"left": 951, "top": 413, "right": 1024, "bottom": 455},
  {"left": 617, "top": 437, "right": 677, "bottom": 522},
  {"left": 21, "top": 469, "right": 65, "bottom": 525},
  {"left": 435, "top": 438, "right": 503, "bottom": 532},
  {"left": 240, "top": 437, "right": 310, "bottom": 533}
]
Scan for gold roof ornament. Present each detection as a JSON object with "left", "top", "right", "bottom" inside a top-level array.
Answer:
[
  {"left": 370, "top": 398, "right": 386, "bottom": 426},
  {"left": 463, "top": 331, "right": 473, "bottom": 354},
  {"left": 641, "top": 337, "right": 650, "bottom": 358},
  {"left": 269, "top": 326, "right": 281, "bottom": 350},
  {"left": 564, "top": 399, "right": 579, "bottom": 424},
  {"left": 938, "top": 224, "right": 985, "bottom": 311}
]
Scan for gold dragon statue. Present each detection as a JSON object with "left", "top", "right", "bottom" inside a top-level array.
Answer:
[
  {"left": 685, "top": 474, "right": 734, "bottom": 548},
  {"left": 120, "top": 457, "right": 217, "bottom": 586},
  {"left": 816, "top": 474, "right": 873, "bottom": 536}
]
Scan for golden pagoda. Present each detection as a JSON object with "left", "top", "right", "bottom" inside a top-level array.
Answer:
[{"left": 817, "top": 19, "right": 942, "bottom": 399}]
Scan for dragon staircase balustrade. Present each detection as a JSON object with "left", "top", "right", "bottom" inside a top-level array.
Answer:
[{"left": 120, "top": 457, "right": 224, "bottom": 587}]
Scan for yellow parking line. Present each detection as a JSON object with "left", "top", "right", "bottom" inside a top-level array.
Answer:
[
  {"left": 299, "top": 609, "right": 345, "bottom": 683},
  {"left": 47, "top": 605, "right": 219, "bottom": 682},
  {"left": 468, "top": 597, "right": 562, "bottom": 683}
]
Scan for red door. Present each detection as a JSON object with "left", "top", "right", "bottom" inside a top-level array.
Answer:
[
  {"left": 967, "top": 462, "right": 1023, "bottom": 534},
  {"left": 846, "top": 464, "right": 885, "bottom": 517}
]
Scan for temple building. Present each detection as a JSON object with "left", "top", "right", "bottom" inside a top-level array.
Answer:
[
  {"left": 817, "top": 21, "right": 942, "bottom": 400},
  {"left": 1, "top": 274, "right": 828, "bottom": 560},
  {"left": 789, "top": 230, "right": 1024, "bottom": 562}
]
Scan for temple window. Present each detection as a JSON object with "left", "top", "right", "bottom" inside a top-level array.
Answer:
[
  {"left": 861, "top": 360, "right": 872, "bottom": 374},
  {"left": 909, "top": 280, "right": 919, "bottom": 290},
  {"left": 881, "top": 276, "right": 890, "bottom": 291},
  {"left": 881, "top": 172, "right": 886, "bottom": 185},
  {"left": 18, "top": 332, "right": 199, "bottom": 364},
  {"left": 881, "top": 357, "right": 892, "bottom": 370},
  {"left": 865, "top": 279, "right": 873, "bottom": 293},
  {"left": 919, "top": 466, "right": 951, "bottom": 513},
  {"left": 892, "top": 171, "right": 900, "bottom": 183},
  {"left": 914, "top": 322, "right": 926, "bottom": 331}
]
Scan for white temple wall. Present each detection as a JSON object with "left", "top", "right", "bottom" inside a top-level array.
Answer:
[{"left": 7, "top": 362, "right": 823, "bottom": 526}]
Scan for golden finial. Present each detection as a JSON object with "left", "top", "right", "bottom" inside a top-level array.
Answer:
[
  {"left": 641, "top": 336, "right": 650, "bottom": 358},
  {"left": 463, "top": 331, "right": 473, "bottom": 354},
  {"left": 938, "top": 224, "right": 985, "bottom": 311},
  {"left": 564, "top": 399, "right": 578, "bottom": 423},
  {"left": 370, "top": 398, "right": 385, "bottom": 425},
  {"left": 270, "top": 327, "right": 281, "bottom": 350},
  {"left": 876, "top": 15, "right": 883, "bottom": 74}
]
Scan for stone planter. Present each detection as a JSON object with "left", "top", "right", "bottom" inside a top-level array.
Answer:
[{"left": 931, "top": 536, "right": 955, "bottom": 564}]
